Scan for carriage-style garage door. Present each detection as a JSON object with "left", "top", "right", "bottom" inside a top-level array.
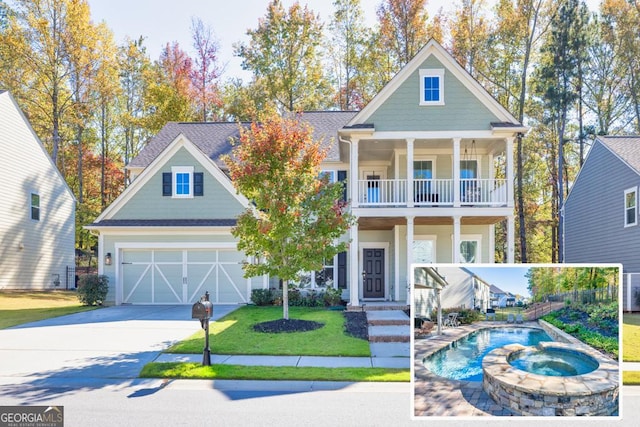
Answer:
[{"left": 121, "top": 248, "right": 246, "bottom": 304}]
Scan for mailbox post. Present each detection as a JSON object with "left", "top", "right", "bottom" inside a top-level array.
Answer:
[{"left": 191, "top": 291, "right": 213, "bottom": 366}]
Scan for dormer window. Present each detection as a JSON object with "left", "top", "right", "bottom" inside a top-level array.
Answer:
[
  {"left": 419, "top": 69, "right": 445, "bottom": 106},
  {"left": 162, "top": 167, "right": 204, "bottom": 198}
]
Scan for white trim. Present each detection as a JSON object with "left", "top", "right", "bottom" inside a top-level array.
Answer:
[
  {"left": 624, "top": 186, "right": 638, "bottom": 227},
  {"left": 419, "top": 68, "right": 445, "bottom": 106},
  {"left": 171, "top": 166, "right": 194, "bottom": 198},
  {"left": 359, "top": 242, "right": 390, "bottom": 300},
  {"left": 451, "top": 233, "right": 482, "bottom": 264}
]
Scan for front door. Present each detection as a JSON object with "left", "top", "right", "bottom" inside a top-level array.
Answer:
[{"left": 362, "top": 248, "right": 385, "bottom": 299}]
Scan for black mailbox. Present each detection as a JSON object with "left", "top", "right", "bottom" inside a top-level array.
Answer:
[{"left": 191, "top": 291, "right": 212, "bottom": 366}]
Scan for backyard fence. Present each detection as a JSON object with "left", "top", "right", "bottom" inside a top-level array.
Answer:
[
  {"left": 545, "top": 285, "right": 618, "bottom": 306},
  {"left": 66, "top": 266, "right": 97, "bottom": 290}
]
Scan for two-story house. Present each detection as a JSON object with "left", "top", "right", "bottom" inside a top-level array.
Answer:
[
  {"left": 564, "top": 136, "right": 640, "bottom": 311},
  {"left": 87, "top": 40, "right": 524, "bottom": 306}
]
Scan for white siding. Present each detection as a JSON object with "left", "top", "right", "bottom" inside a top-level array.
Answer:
[{"left": 0, "top": 92, "right": 76, "bottom": 289}]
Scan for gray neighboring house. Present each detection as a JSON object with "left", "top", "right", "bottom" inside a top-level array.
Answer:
[
  {"left": 563, "top": 136, "right": 640, "bottom": 311},
  {"left": 0, "top": 91, "right": 76, "bottom": 289}
]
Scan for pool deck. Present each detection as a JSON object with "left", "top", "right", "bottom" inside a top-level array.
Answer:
[{"left": 413, "top": 320, "right": 620, "bottom": 417}]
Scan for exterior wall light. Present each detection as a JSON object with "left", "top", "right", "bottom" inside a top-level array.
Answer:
[{"left": 105, "top": 252, "right": 112, "bottom": 266}]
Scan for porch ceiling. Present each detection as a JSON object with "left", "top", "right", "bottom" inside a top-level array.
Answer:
[{"left": 357, "top": 216, "right": 506, "bottom": 230}]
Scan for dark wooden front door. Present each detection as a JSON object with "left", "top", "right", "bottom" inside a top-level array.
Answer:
[{"left": 363, "top": 248, "right": 384, "bottom": 298}]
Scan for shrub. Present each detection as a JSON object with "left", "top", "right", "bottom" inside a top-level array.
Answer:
[
  {"left": 77, "top": 274, "right": 109, "bottom": 306},
  {"left": 250, "top": 289, "right": 274, "bottom": 306},
  {"left": 442, "top": 307, "right": 482, "bottom": 325},
  {"left": 322, "top": 287, "right": 343, "bottom": 306}
]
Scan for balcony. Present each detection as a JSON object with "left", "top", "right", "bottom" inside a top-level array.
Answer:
[{"left": 357, "top": 178, "right": 508, "bottom": 207}]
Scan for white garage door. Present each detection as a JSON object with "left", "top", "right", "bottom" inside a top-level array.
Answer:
[{"left": 121, "top": 248, "right": 247, "bottom": 304}]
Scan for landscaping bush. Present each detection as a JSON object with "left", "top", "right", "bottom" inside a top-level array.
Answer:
[
  {"left": 250, "top": 289, "right": 274, "bottom": 306},
  {"left": 76, "top": 274, "right": 108, "bottom": 306},
  {"left": 322, "top": 287, "right": 344, "bottom": 306},
  {"left": 442, "top": 307, "right": 482, "bottom": 325}
]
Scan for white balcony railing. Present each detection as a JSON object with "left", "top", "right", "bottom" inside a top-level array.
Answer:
[{"left": 357, "top": 178, "right": 508, "bottom": 207}]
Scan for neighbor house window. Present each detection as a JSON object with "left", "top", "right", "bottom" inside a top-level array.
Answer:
[
  {"left": 625, "top": 187, "right": 637, "bottom": 227},
  {"left": 419, "top": 69, "right": 445, "bottom": 106},
  {"left": 30, "top": 193, "right": 40, "bottom": 221}
]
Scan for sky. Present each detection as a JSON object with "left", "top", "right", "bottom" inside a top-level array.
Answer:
[
  {"left": 464, "top": 266, "right": 531, "bottom": 297},
  {"left": 85, "top": 0, "right": 462, "bottom": 81}
]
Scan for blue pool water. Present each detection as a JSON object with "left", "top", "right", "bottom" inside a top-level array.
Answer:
[
  {"left": 422, "top": 327, "right": 552, "bottom": 382},
  {"left": 509, "top": 348, "right": 599, "bottom": 376}
]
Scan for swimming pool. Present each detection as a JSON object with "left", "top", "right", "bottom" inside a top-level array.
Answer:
[{"left": 422, "top": 327, "right": 552, "bottom": 382}]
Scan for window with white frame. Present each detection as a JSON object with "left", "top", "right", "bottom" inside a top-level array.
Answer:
[
  {"left": 458, "top": 235, "right": 481, "bottom": 263},
  {"left": 172, "top": 166, "right": 194, "bottom": 198},
  {"left": 320, "top": 170, "right": 336, "bottom": 183},
  {"left": 413, "top": 236, "right": 437, "bottom": 263},
  {"left": 625, "top": 187, "right": 637, "bottom": 227},
  {"left": 419, "top": 69, "right": 445, "bottom": 106},
  {"left": 30, "top": 193, "right": 40, "bottom": 221},
  {"left": 296, "top": 256, "right": 337, "bottom": 289}
]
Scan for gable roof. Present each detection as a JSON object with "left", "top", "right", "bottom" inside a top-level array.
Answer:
[
  {"left": 346, "top": 39, "right": 523, "bottom": 129},
  {"left": 90, "top": 133, "right": 249, "bottom": 225},
  {"left": 0, "top": 91, "right": 75, "bottom": 202},
  {"left": 489, "top": 284, "right": 505, "bottom": 294},
  {"left": 597, "top": 136, "right": 640, "bottom": 175},
  {"left": 128, "top": 111, "right": 357, "bottom": 170}
]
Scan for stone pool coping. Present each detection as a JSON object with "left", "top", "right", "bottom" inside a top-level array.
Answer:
[{"left": 413, "top": 321, "right": 620, "bottom": 417}]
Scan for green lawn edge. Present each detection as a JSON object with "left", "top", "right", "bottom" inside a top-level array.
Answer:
[
  {"left": 623, "top": 314, "right": 640, "bottom": 362},
  {"left": 140, "top": 362, "right": 409, "bottom": 382},
  {"left": 0, "top": 306, "right": 98, "bottom": 329},
  {"left": 168, "top": 306, "right": 371, "bottom": 357}
]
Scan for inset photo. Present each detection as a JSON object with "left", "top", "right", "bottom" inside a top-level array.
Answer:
[{"left": 412, "top": 264, "right": 621, "bottom": 419}]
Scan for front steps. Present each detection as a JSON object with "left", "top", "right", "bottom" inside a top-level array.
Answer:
[{"left": 366, "top": 310, "right": 411, "bottom": 343}]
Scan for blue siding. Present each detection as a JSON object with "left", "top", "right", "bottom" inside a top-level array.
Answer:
[{"left": 564, "top": 141, "right": 640, "bottom": 273}]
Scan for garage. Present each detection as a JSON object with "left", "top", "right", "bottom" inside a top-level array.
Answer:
[{"left": 120, "top": 247, "right": 247, "bottom": 304}]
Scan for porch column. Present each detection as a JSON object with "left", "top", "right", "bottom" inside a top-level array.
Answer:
[
  {"left": 453, "top": 138, "right": 461, "bottom": 207},
  {"left": 394, "top": 225, "right": 400, "bottom": 301},
  {"left": 350, "top": 137, "right": 360, "bottom": 208},
  {"left": 507, "top": 215, "right": 515, "bottom": 263},
  {"left": 406, "top": 138, "right": 415, "bottom": 207},
  {"left": 453, "top": 216, "right": 461, "bottom": 263},
  {"left": 349, "top": 221, "right": 360, "bottom": 307},
  {"left": 406, "top": 216, "right": 415, "bottom": 304},
  {"left": 506, "top": 137, "right": 515, "bottom": 207}
]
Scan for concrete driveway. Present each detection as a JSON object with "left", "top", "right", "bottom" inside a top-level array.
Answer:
[{"left": 0, "top": 304, "right": 240, "bottom": 380}]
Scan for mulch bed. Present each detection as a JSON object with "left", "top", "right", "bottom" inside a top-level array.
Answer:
[
  {"left": 253, "top": 319, "right": 324, "bottom": 333},
  {"left": 343, "top": 311, "right": 368, "bottom": 340}
]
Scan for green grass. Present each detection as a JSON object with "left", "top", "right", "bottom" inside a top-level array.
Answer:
[
  {"left": 623, "top": 314, "right": 640, "bottom": 362},
  {"left": 623, "top": 371, "right": 640, "bottom": 385},
  {"left": 168, "top": 306, "right": 370, "bottom": 357},
  {"left": 140, "top": 362, "right": 409, "bottom": 382},
  {"left": 0, "top": 290, "right": 98, "bottom": 329}
]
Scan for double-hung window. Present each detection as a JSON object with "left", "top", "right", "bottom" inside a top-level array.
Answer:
[
  {"left": 30, "top": 193, "right": 40, "bottom": 221},
  {"left": 163, "top": 166, "right": 204, "bottom": 198},
  {"left": 625, "top": 187, "right": 637, "bottom": 227},
  {"left": 419, "top": 69, "right": 445, "bottom": 106}
]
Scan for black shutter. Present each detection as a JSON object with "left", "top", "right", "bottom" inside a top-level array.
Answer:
[
  {"left": 337, "top": 170, "right": 347, "bottom": 201},
  {"left": 194, "top": 172, "right": 204, "bottom": 196},
  {"left": 162, "top": 173, "right": 172, "bottom": 196},
  {"left": 337, "top": 251, "right": 347, "bottom": 289}
]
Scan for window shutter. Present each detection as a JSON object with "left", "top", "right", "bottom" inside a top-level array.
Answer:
[
  {"left": 337, "top": 170, "right": 347, "bottom": 201},
  {"left": 337, "top": 251, "right": 347, "bottom": 289},
  {"left": 162, "top": 173, "right": 172, "bottom": 196},
  {"left": 194, "top": 172, "right": 204, "bottom": 196}
]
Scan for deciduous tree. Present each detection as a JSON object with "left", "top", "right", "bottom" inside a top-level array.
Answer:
[{"left": 224, "top": 113, "right": 354, "bottom": 320}]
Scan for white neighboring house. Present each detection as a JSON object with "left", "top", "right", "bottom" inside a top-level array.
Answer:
[
  {"left": 414, "top": 266, "right": 490, "bottom": 319},
  {"left": 0, "top": 91, "right": 76, "bottom": 289}
]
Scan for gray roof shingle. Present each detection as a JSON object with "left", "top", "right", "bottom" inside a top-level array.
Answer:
[
  {"left": 128, "top": 111, "right": 357, "bottom": 170},
  {"left": 598, "top": 136, "right": 640, "bottom": 175}
]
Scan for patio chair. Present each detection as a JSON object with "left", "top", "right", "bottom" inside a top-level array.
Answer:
[
  {"left": 444, "top": 312, "right": 459, "bottom": 328},
  {"left": 507, "top": 313, "right": 515, "bottom": 323},
  {"left": 515, "top": 313, "right": 523, "bottom": 324},
  {"left": 485, "top": 308, "right": 496, "bottom": 321}
]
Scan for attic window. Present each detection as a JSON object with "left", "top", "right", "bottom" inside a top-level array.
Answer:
[
  {"left": 162, "top": 167, "right": 204, "bottom": 198},
  {"left": 419, "top": 69, "right": 445, "bottom": 106}
]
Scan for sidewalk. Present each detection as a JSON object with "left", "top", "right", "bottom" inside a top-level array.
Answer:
[{"left": 154, "top": 352, "right": 410, "bottom": 369}]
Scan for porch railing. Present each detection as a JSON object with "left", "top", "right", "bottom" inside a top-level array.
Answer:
[{"left": 357, "top": 178, "right": 508, "bottom": 207}]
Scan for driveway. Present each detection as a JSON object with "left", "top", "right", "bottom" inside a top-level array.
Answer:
[{"left": 0, "top": 304, "right": 239, "bottom": 380}]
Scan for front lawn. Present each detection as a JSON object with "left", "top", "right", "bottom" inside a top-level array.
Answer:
[
  {"left": 168, "top": 306, "right": 371, "bottom": 357},
  {"left": 623, "top": 313, "right": 640, "bottom": 362},
  {"left": 140, "top": 362, "right": 409, "bottom": 382},
  {"left": 0, "top": 290, "right": 98, "bottom": 329}
]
